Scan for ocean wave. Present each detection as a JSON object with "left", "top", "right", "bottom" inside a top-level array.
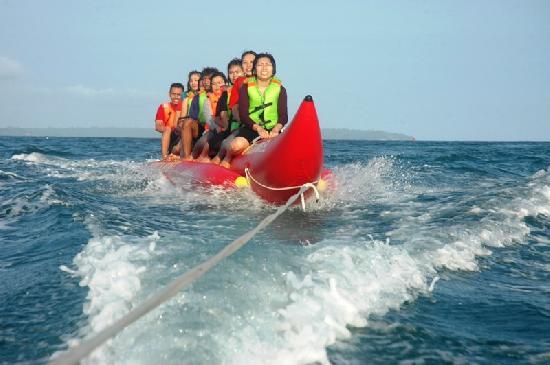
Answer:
[
  {"left": 56, "top": 228, "right": 161, "bottom": 364},
  {"left": 0, "top": 169, "right": 21, "bottom": 180},
  {"left": 55, "top": 161, "right": 550, "bottom": 365},
  {"left": 0, "top": 184, "right": 67, "bottom": 228}
]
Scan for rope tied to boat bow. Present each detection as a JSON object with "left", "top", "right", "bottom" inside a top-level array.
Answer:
[
  {"left": 51, "top": 182, "right": 320, "bottom": 365},
  {"left": 244, "top": 167, "right": 320, "bottom": 211}
]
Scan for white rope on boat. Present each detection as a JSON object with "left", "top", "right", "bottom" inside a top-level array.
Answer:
[
  {"left": 244, "top": 168, "right": 320, "bottom": 211},
  {"left": 50, "top": 182, "right": 320, "bottom": 365}
]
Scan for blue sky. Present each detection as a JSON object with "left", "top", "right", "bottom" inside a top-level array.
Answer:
[{"left": 0, "top": 0, "right": 549, "bottom": 140}]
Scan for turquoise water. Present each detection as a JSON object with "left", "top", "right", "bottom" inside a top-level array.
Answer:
[{"left": 0, "top": 137, "right": 548, "bottom": 364}]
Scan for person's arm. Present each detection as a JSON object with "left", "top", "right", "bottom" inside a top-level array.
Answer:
[
  {"left": 229, "top": 78, "right": 243, "bottom": 122},
  {"left": 228, "top": 77, "right": 242, "bottom": 109},
  {"left": 155, "top": 104, "right": 168, "bottom": 132},
  {"left": 231, "top": 104, "right": 240, "bottom": 122},
  {"left": 203, "top": 99, "right": 215, "bottom": 131},
  {"left": 216, "top": 92, "right": 229, "bottom": 130},
  {"left": 269, "top": 87, "right": 288, "bottom": 137},
  {"left": 154, "top": 104, "right": 174, "bottom": 159}
]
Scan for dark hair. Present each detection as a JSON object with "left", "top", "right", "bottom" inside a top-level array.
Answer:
[
  {"left": 210, "top": 71, "right": 227, "bottom": 84},
  {"left": 227, "top": 58, "right": 242, "bottom": 84},
  {"left": 253, "top": 53, "right": 276, "bottom": 76},
  {"left": 186, "top": 70, "right": 200, "bottom": 92},
  {"left": 241, "top": 50, "right": 257, "bottom": 60},
  {"left": 200, "top": 67, "right": 219, "bottom": 79},
  {"left": 170, "top": 82, "right": 184, "bottom": 92}
]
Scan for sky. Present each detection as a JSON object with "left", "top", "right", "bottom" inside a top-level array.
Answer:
[{"left": 0, "top": 0, "right": 549, "bottom": 141}]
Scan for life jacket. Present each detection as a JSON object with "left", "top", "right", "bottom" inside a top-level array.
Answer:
[
  {"left": 185, "top": 91, "right": 196, "bottom": 110},
  {"left": 209, "top": 90, "right": 222, "bottom": 120},
  {"left": 247, "top": 76, "right": 282, "bottom": 131},
  {"left": 226, "top": 87, "right": 240, "bottom": 132},
  {"left": 162, "top": 103, "right": 178, "bottom": 127},
  {"left": 197, "top": 91, "right": 208, "bottom": 127}
]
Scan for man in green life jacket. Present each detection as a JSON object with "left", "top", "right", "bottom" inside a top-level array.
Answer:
[{"left": 220, "top": 53, "right": 288, "bottom": 168}]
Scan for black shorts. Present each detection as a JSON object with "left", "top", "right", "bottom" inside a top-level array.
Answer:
[
  {"left": 208, "top": 129, "right": 232, "bottom": 153},
  {"left": 168, "top": 131, "right": 181, "bottom": 153},
  {"left": 235, "top": 126, "right": 260, "bottom": 144},
  {"left": 189, "top": 123, "right": 206, "bottom": 145}
]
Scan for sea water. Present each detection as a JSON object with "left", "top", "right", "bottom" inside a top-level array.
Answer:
[{"left": 0, "top": 137, "right": 548, "bottom": 364}]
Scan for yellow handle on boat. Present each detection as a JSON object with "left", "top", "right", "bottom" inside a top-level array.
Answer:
[
  {"left": 316, "top": 178, "right": 327, "bottom": 192},
  {"left": 235, "top": 176, "right": 249, "bottom": 188}
]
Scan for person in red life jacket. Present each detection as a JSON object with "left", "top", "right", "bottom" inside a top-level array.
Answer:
[
  {"left": 179, "top": 67, "right": 219, "bottom": 160},
  {"left": 155, "top": 83, "right": 184, "bottom": 160},
  {"left": 220, "top": 53, "right": 288, "bottom": 168},
  {"left": 210, "top": 58, "right": 244, "bottom": 164},
  {"left": 227, "top": 51, "right": 256, "bottom": 126},
  {"left": 192, "top": 71, "right": 228, "bottom": 162},
  {"left": 227, "top": 58, "right": 244, "bottom": 88}
]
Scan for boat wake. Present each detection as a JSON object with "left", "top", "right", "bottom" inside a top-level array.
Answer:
[{"left": 54, "top": 155, "right": 549, "bottom": 364}]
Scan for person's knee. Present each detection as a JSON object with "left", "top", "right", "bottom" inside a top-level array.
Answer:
[
  {"left": 231, "top": 137, "right": 248, "bottom": 151},
  {"left": 183, "top": 118, "right": 195, "bottom": 130},
  {"left": 177, "top": 117, "right": 186, "bottom": 130}
]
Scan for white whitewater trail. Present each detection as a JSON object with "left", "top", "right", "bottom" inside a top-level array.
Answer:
[{"left": 55, "top": 158, "right": 549, "bottom": 365}]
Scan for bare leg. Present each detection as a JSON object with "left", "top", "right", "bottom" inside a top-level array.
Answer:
[
  {"left": 171, "top": 142, "right": 181, "bottom": 156},
  {"left": 192, "top": 132, "right": 210, "bottom": 161},
  {"left": 181, "top": 118, "right": 198, "bottom": 160},
  {"left": 161, "top": 127, "right": 172, "bottom": 159},
  {"left": 212, "top": 132, "right": 236, "bottom": 164},
  {"left": 196, "top": 143, "right": 211, "bottom": 163},
  {"left": 210, "top": 155, "right": 221, "bottom": 165}
]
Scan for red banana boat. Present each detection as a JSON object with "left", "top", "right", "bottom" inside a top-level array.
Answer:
[{"left": 153, "top": 95, "right": 329, "bottom": 205}]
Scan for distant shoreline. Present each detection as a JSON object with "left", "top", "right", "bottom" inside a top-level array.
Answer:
[{"left": 0, "top": 127, "right": 415, "bottom": 140}]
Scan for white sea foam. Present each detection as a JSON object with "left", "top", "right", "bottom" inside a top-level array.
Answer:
[
  {"left": 0, "top": 184, "right": 66, "bottom": 229},
  {"left": 0, "top": 169, "right": 20, "bottom": 179},
  {"left": 57, "top": 228, "right": 161, "bottom": 363},
  {"left": 57, "top": 161, "right": 550, "bottom": 364},
  {"left": 11, "top": 152, "right": 145, "bottom": 183}
]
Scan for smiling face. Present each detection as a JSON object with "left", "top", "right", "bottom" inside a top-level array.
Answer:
[
  {"left": 189, "top": 74, "right": 200, "bottom": 92},
  {"left": 200, "top": 74, "right": 212, "bottom": 92},
  {"left": 228, "top": 64, "right": 244, "bottom": 84},
  {"left": 211, "top": 75, "right": 225, "bottom": 94},
  {"left": 242, "top": 53, "right": 255, "bottom": 77},
  {"left": 255, "top": 57, "right": 274, "bottom": 81},
  {"left": 169, "top": 86, "right": 183, "bottom": 104}
]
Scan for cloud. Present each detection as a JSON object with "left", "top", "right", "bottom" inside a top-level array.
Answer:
[
  {"left": 62, "top": 84, "right": 156, "bottom": 99},
  {"left": 0, "top": 56, "right": 23, "bottom": 80},
  {"left": 64, "top": 85, "right": 116, "bottom": 96},
  {"left": 0, "top": 82, "right": 163, "bottom": 128}
]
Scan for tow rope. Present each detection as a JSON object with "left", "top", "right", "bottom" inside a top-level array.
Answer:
[
  {"left": 244, "top": 168, "right": 320, "bottom": 211},
  {"left": 51, "top": 183, "right": 320, "bottom": 365}
]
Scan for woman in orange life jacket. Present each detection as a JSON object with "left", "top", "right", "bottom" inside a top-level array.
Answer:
[
  {"left": 210, "top": 58, "right": 244, "bottom": 164},
  {"left": 180, "top": 70, "right": 200, "bottom": 116},
  {"left": 155, "top": 82, "right": 184, "bottom": 160},
  {"left": 174, "top": 70, "right": 200, "bottom": 139},
  {"left": 179, "top": 67, "right": 219, "bottom": 160},
  {"left": 220, "top": 53, "right": 288, "bottom": 168},
  {"left": 192, "top": 71, "right": 229, "bottom": 162}
]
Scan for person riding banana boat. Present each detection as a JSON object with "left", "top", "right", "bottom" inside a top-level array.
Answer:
[{"left": 220, "top": 53, "right": 288, "bottom": 168}]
